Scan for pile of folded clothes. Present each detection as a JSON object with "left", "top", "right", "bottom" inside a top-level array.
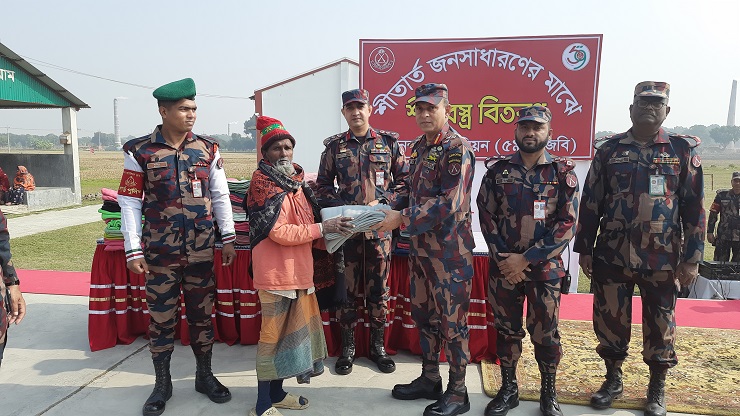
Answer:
[
  {"left": 99, "top": 188, "right": 124, "bottom": 251},
  {"left": 227, "top": 179, "right": 250, "bottom": 246},
  {"left": 320, "top": 204, "right": 390, "bottom": 253}
]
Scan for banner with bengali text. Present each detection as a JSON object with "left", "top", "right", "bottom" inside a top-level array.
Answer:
[{"left": 360, "top": 35, "right": 602, "bottom": 159}]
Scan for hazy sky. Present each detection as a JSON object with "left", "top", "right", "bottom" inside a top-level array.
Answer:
[{"left": 1, "top": 0, "right": 738, "bottom": 139}]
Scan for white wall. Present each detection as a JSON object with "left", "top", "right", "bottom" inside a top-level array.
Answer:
[{"left": 260, "top": 62, "right": 359, "bottom": 173}]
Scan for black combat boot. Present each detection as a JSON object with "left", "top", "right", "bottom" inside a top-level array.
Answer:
[
  {"left": 539, "top": 372, "right": 563, "bottom": 416},
  {"left": 484, "top": 365, "right": 519, "bottom": 416},
  {"left": 392, "top": 359, "right": 443, "bottom": 400},
  {"left": 335, "top": 327, "right": 355, "bottom": 375},
  {"left": 369, "top": 327, "right": 395, "bottom": 373},
  {"left": 194, "top": 351, "right": 232, "bottom": 403},
  {"left": 590, "top": 359, "right": 623, "bottom": 409},
  {"left": 645, "top": 368, "right": 667, "bottom": 416},
  {"left": 423, "top": 384, "right": 470, "bottom": 416},
  {"left": 142, "top": 356, "right": 173, "bottom": 416}
]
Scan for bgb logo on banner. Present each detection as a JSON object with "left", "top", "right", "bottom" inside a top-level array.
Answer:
[{"left": 360, "top": 35, "right": 603, "bottom": 160}]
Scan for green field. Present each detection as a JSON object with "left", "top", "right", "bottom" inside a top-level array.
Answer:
[{"left": 9, "top": 152, "right": 737, "bottom": 293}]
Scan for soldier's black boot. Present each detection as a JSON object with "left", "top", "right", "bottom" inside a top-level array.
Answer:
[
  {"left": 539, "top": 372, "right": 563, "bottom": 416},
  {"left": 645, "top": 368, "right": 667, "bottom": 416},
  {"left": 194, "top": 351, "right": 232, "bottom": 403},
  {"left": 423, "top": 384, "right": 470, "bottom": 416},
  {"left": 392, "top": 359, "right": 443, "bottom": 400},
  {"left": 590, "top": 359, "right": 623, "bottom": 409},
  {"left": 142, "top": 356, "right": 172, "bottom": 416},
  {"left": 335, "top": 327, "right": 355, "bottom": 375},
  {"left": 484, "top": 365, "right": 519, "bottom": 416},
  {"left": 369, "top": 327, "right": 395, "bottom": 373}
]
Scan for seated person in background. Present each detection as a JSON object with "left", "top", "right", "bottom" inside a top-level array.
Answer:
[
  {"left": 7, "top": 166, "right": 35, "bottom": 205},
  {"left": 246, "top": 116, "right": 353, "bottom": 416},
  {"left": 0, "top": 167, "right": 9, "bottom": 205}
]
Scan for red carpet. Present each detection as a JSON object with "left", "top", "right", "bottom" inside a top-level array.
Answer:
[
  {"left": 560, "top": 293, "right": 740, "bottom": 330},
  {"left": 18, "top": 269, "right": 90, "bottom": 296}
]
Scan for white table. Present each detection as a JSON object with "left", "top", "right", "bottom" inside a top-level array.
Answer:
[{"left": 688, "top": 275, "right": 740, "bottom": 300}]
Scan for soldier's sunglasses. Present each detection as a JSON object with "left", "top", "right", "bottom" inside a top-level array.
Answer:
[{"left": 635, "top": 100, "right": 667, "bottom": 110}]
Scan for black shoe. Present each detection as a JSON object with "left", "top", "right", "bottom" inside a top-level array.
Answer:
[
  {"left": 485, "top": 366, "right": 519, "bottom": 416},
  {"left": 539, "top": 373, "right": 563, "bottom": 416},
  {"left": 369, "top": 327, "right": 396, "bottom": 373},
  {"left": 590, "top": 360, "right": 623, "bottom": 410},
  {"left": 143, "top": 356, "right": 173, "bottom": 416},
  {"left": 194, "top": 351, "right": 232, "bottom": 403},
  {"left": 335, "top": 327, "right": 355, "bottom": 375},
  {"left": 392, "top": 376, "right": 443, "bottom": 400},
  {"left": 423, "top": 388, "right": 470, "bottom": 416},
  {"left": 645, "top": 369, "right": 667, "bottom": 416}
]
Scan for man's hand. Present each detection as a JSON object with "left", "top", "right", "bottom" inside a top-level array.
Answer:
[
  {"left": 221, "top": 243, "right": 236, "bottom": 266},
  {"left": 707, "top": 233, "right": 716, "bottom": 244},
  {"left": 322, "top": 216, "right": 354, "bottom": 236},
  {"left": 498, "top": 253, "right": 531, "bottom": 279},
  {"left": 504, "top": 271, "right": 527, "bottom": 285},
  {"left": 126, "top": 258, "right": 149, "bottom": 275},
  {"left": 7, "top": 285, "right": 26, "bottom": 325},
  {"left": 676, "top": 262, "right": 699, "bottom": 287},
  {"left": 374, "top": 209, "right": 403, "bottom": 233},
  {"left": 579, "top": 254, "right": 593, "bottom": 279},
  {"left": 368, "top": 199, "right": 380, "bottom": 207}
]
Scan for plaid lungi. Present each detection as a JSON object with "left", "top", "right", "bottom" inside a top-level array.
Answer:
[{"left": 256, "top": 289, "right": 327, "bottom": 381}]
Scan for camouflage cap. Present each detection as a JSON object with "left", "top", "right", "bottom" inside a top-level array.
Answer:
[
  {"left": 634, "top": 81, "right": 670, "bottom": 100},
  {"left": 517, "top": 105, "right": 552, "bottom": 124},
  {"left": 342, "top": 89, "right": 370, "bottom": 106},
  {"left": 153, "top": 78, "right": 196, "bottom": 101},
  {"left": 733, "top": 171, "right": 740, "bottom": 180},
  {"left": 414, "top": 83, "right": 448, "bottom": 105}
]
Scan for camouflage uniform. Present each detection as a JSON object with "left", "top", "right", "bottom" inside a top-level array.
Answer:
[
  {"left": 316, "top": 127, "right": 409, "bottom": 329},
  {"left": 400, "top": 122, "right": 475, "bottom": 389},
  {"left": 573, "top": 128, "right": 705, "bottom": 368},
  {"left": 707, "top": 188, "right": 740, "bottom": 262},
  {"left": 0, "top": 209, "right": 18, "bottom": 362},
  {"left": 476, "top": 151, "right": 579, "bottom": 374},
  {"left": 118, "top": 126, "right": 236, "bottom": 360}
]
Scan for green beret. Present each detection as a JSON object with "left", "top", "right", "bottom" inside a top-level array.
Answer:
[{"left": 153, "top": 78, "right": 196, "bottom": 101}]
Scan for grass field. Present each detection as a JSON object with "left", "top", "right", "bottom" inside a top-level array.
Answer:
[{"left": 9, "top": 152, "right": 738, "bottom": 291}]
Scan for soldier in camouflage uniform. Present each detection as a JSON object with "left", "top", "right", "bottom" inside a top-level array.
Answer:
[
  {"left": 477, "top": 106, "right": 578, "bottom": 416},
  {"left": 573, "top": 81, "right": 705, "bottom": 416},
  {"left": 0, "top": 208, "right": 26, "bottom": 369},
  {"left": 118, "top": 78, "right": 237, "bottom": 416},
  {"left": 377, "top": 83, "right": 474, "bottom": 416},
  {"left": 316, "top": 89, "right": 409, "bottom": 375},
  {"left": 707, "top": 171, "right": 740, "bottom": 262}
]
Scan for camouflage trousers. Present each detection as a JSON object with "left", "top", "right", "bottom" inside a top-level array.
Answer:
[
  {"left": 146, "top": 261, "right": 216, "bottom": 361},
  {"left": 0, "top": 281, "right": 7, "bottom": 361},
  {"left": 592, "top": 260, "right": 679, "bottom": 369},
  {"left": 488, "top": 276, "right": 562, "bottom": 373},
  {"left": 409, "top": 252, "right": 473, "bottom": 388},
  {"left": 338, "top": 237, "right": 391, "bottom": 330},
  {"left": 713, "top": 240, "right": 740, "bottom": 262}
]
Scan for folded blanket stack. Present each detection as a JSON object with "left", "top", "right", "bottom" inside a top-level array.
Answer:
[
  {"left": 99, "top": 188, "right": 124, "bottom": 251},
  {"left": 227, "top": 179, "right": 250, "bottom": 246},
  {"left": 320, "top": 204, "right": 390, "bottom": 253}
]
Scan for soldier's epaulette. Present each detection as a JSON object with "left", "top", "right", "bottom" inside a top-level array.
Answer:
[
  {"left": 669, "top": 133, "right": 701, "bottom": 148},
  {"left": 376, "top": 129, "right": 400, "bottom": 140},
  {"left": 552, "top": 156, "right": 576, "bottom": 173},
  {"left": 122, "top": 135, "right": 150, "bottom": 152},
  {"left": 593, "top": 132, "right": 626, "bottom": 150},
  {"left": 484, "top": 155, "right": 511, "bottom": 170},
  {"left": 323, "top": 133, "right": 344, "bottom": 147},
  {"left": 446, "top": 135, "right": 464, "bottom": 150},
  {"left": 717, "top": 189, "right": 729, "bottom": 195}
]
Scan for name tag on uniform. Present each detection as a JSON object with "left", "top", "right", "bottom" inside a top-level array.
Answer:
[
  {"left": 192, "top": 179, "right": 203, "bottom": 197},
  {"left": 147, "top": 161, "right": 168, "bottom": 169},
  {"left": 649, "top": 175, "right": 665, "bottom": 196},
  {"left": 375, "top": 171, "right": 384, "bottom": 186},
  {"left": 534, "top": 200, "right": 546, "bottom": 220}
]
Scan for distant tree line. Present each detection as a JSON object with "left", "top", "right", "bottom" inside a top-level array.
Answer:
[{"left": 597, "top": 124, "right": 740, "bottom": 149}]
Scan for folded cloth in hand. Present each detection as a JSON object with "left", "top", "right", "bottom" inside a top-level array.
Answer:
[{"left": 320, "top": 204, "right": 390, "bottom": 253}]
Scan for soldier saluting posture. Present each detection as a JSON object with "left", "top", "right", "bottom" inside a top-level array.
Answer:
[
  {"left": 477, "top": 105, "right": 579, "bottom": 416},
  {"left": 118, "top": 78, "right": 237, "bottom": 416},
  {"left": 574, "top": 81, "right": 705, "bottom": 416}
]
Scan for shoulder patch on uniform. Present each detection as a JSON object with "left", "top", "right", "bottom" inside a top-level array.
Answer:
[
  {"left": 565, "top": 172, "right": 578, "bottom": 188},
  {"left": 323, "top": 133, "right": 344, "bottom": 147},
  {"left": 377, "top": 129, "right": 400, "bottom": 140},
  {"left": 484, "top": 155, "right": 511, "bottom": 170},
  {"left": 691, "top": 154, "right": 702, "bottom": 168},
  {"left": 669, "top": 133, "right": 701, "bottom": 148}
]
